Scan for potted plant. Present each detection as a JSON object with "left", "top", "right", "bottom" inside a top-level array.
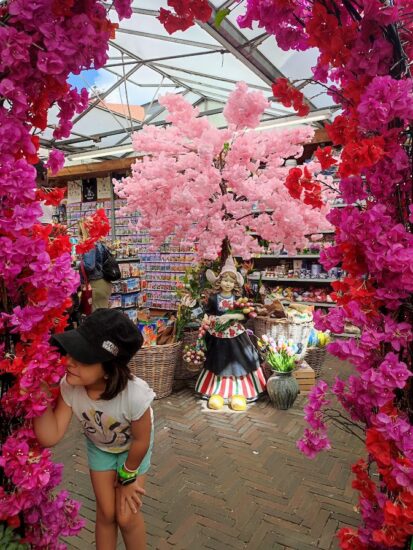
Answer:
[{"left": 257, "top": 335, "right": 299, "bottom": 410}]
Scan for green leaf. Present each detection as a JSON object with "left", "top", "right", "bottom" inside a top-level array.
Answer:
[{"left": 214, "top": 8, "right": 230, "bottom": 28}]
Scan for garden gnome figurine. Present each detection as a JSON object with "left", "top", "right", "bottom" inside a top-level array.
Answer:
[{"left": 195, "top": 257, "right": 266, "bottom": 411}]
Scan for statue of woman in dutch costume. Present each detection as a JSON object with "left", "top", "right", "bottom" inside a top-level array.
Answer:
[{"left": 195, "top": 257, "right": 266, "bottom": 411}]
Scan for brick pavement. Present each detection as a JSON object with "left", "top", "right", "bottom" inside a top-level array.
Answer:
[{"left": 54, "top": 356, "right": 362, "bottom": 549}]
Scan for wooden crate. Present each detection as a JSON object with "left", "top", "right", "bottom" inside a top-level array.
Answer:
[{"left": 293, "top": 361, "right": 315, "bottom": 393}]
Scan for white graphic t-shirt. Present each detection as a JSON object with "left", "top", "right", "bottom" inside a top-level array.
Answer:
[{"left": 60, "top": 375, "right": 155, "bottom": 453}]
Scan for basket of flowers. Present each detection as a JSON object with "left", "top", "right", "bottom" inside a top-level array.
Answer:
[
  {"left": 304, "top": 329, "right": 330, "bottom": 377},
  {"left": 253, "top": 302, "right": 313, "bottom": 361}
]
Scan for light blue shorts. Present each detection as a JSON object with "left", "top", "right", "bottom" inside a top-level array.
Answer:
[{"left": 86, "top": 428, "right": 154, "bottom": 474}]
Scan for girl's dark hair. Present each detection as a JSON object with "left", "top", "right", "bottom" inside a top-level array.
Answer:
[{"left": 100, "top": 360, "right": 133, "bottom": 400}]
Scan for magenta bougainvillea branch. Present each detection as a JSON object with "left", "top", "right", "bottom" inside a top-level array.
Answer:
[
  {"left": 0, "top": 1, "right": 133, "bottom": 547},
  {"left": 236, "top": 0, "right": 413, "bottom": 547}
]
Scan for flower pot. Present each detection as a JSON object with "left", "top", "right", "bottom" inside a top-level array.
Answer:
[{"left": 266, "top": 370, "right": 299, "bottom": 410}]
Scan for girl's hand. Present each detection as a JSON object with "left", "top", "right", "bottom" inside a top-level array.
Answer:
[{"left": 117, "top": 479, "right": 146, "bottom": 514}]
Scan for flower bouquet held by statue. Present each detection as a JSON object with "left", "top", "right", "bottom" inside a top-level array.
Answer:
[{"left": 192, "top": 257, "right": 266, "bottom": 411}]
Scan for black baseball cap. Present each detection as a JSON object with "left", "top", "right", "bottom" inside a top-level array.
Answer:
[{"left": 51, "top": 309, "right": 143, "bottom": 364}]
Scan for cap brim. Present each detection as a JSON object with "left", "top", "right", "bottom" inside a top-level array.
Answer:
[{"left": 51, "top": 330, "right": 113, "bottom": 364}]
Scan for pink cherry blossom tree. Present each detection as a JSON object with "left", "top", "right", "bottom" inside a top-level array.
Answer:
[{"left": 115, "top": 82, "right": 332, "bottom": 261}]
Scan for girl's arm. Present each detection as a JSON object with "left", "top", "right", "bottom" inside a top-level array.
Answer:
[
  {"left": 124, "top": 408, "right": 152, "bottom": 471},
  {"left": 117, "top": 408, "right": 151, "bottom": 514},
  {"left": 33, "top": 393, "right": 73, "bottom": 447}
]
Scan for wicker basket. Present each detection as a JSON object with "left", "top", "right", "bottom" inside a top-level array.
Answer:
[
  {"left": 304, "top": 347, "right": 327, "bottom": 378},
  {"left": 128, "top": 342, "right": 182, "bottom": 399},
  {"left": 174, "top": 330, "right": 201, "bottom": 380},
  {"left": 253, "top": 316, "right": 313, "bottom": 360}
]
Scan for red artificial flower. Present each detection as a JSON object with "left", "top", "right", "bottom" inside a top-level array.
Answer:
[
  {"left": 285, "top": 167, "right": 302, "bottom": 199},
  {"left": 158, "top": 0, "right": 212, "bottom": 34},
  {"left": 338, "top": 136, "right": 385, "bottom": 177},
  {"left": 83, "top": 208, "right": 110, "bottom": 240},
  {"left": 36, "top": 187, "right": 66, "bottom": 206},
  {"left": 52, "top": 0, "right": 74, "bottom": 17},
  {"left": 306, "top": 4, "right": 357, "bottom": 69},
  {"left": 338, "top": 241, "right": 368, "bottom": 276},
  {"left": 76, "top": 238, "right": 97, "bottom": 255},
  {"left": 331, "top": 276, "right": 381, "bottom": 313},
  {"left": 76, "top": 210, "right": 109, "bottom": 254},
  {"left": 315, "top": 146, "right": 337, "bottom": 170},
  {"left": 342, "top": 75, "right": 371, "bottom": 107},
  {"left": 285, "top": 166, "right": 324, "bottom": 208},
  {"left": 47, "top": 234, "right": 72, "bottom": 259},
  {"left": 351, "top": 459, "right": 377, "bottom": 501},
  {"left": 384, "top": 499, "right": 413, "bottom": 527},
  {"left": 337, "top": 527, "right": 368, "bottom": 550},
  {"left": 25, "top": 135, "right": 40, "bottom": 164},
  {"left": 272, "top": 78, "right": 310, "bottom": 116},
  {"left": 372, "top": 525, "right": 411, "bottom": 548},
  {"left": 366, "top": 428, "right": 392, "bottom": 467},
  {"left": 325, "top": 113, "right": 359, "bottom": 146},
  {"left": 7, "top": 515, "right": 21, "bottom": 529}
]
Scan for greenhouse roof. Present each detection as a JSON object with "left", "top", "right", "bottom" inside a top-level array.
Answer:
[{"left": 40, "top": 1, "right": 339, "bottom": 165}]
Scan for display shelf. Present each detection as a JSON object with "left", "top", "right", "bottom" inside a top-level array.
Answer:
[
  {"left": 141, "top": 266, "right": 192, "bottom": 273},
  {"left": 143, "top": 270, "right": 186, "bottom": 274},
  {"left": 146, "top": 289, "right": 178, "bottom": 294},
  {"left": 116, "top": 257, "right": 140, "bottom": 262},
  {"left": 248, "top": 275, "right": 336, "bottom": 283},
  {"left": 281, "top": 300, "right": 336, "bottom": 308},
  {"left": 254, "top": 254, "right": 320, "bottom": 259},
  {"left": 145, "top": 305, "right": 177, "bottom": 311}
]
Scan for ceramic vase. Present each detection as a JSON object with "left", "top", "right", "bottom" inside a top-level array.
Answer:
[{"left": 266, "top": 370, "right": 299, "bottom": 410}]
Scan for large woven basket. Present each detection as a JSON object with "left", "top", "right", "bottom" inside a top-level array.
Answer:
[
  {"left": 174, "top": 330, "right": 201, "bottom": 380},
  {"left": 304, "top": 347, "right": 327, "bottom": 378},
  {"left": 253, "top": 316, "right": 313, "bottom": 360},
  {"left": 128, "top": 342, "right": 182, "bottom": 399}
]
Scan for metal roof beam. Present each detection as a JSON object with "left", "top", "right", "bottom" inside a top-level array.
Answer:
[
  {"left": 198, "top": 2, "right": 317, "bottom": 109},
  {"left": 114, "top": 97, "right": 206, "bottom": 146},
  {"left": 102, "top": 48, "right": 227, "bottom": 69},
  {"left": 117, "top": 28, "right": 220, "bottom": 51},
  {"left": 54, "top": 103, "right": 228, "bottom": 148},
  {"left": 151, "top": 62, "right": 270, "bottom": 91},
  {"left": 109, "top": 41, "right": 209, "bottom": 99},
  {"left": 71, "top": 61, "right": 144, "bottom": 125},
  {"left": 103, "top": 2, "right": 158, "bottom": 16}
]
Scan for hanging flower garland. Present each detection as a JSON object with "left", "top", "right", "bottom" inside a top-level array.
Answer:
[
  {"left": 236, "top": 0, "right": 413, "bottom": 548},
  {"left": 0, "top": 0, "right": 133, "bottom": 547}
]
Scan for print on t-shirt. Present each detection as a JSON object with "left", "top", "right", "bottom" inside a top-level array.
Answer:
[{"left": 81, "top": 408, "right": 131, "bottom": 452}]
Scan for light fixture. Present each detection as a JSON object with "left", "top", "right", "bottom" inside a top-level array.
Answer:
[
  {"left": 67, "top": 143, "right": 136, "bottom": 162},
  {"left": 252, "top": 112, "right": 332, "bottom": 132}
]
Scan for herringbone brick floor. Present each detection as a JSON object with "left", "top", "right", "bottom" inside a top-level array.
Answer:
[{"left": 54, "top": 356, "right": 362, "bottom": 549}]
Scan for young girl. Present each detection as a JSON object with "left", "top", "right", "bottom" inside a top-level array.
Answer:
[{"left": 34, "top": 309, "right": 155, "bottom": 550}]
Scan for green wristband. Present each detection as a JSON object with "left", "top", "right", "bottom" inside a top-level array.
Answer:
[{"left": 117, "top": 463, "right": 138, "bottom": 481}]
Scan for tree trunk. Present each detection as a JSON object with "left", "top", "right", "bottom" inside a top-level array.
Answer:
[{"left": 220, "top": 237, "right": 231, "bottom": 267}]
